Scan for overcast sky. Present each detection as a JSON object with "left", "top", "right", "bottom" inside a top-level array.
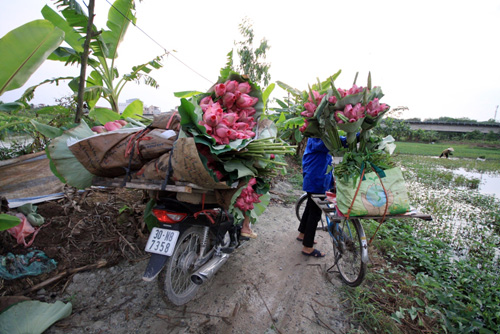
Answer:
[{"left": 1, "top": 0, "right": 500, "bottom": 121}]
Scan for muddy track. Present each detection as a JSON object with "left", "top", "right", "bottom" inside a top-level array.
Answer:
[{"left": 41, "top": 197, "right": 357, "bottom": 334}]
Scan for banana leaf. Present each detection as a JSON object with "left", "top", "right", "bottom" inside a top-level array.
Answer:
[
  {"left": 101, "top": 0, "right": 136, "bottom": 59},
  {"left": 0, "top": 20, "right": 64, "bottom": 96},
  {"left": 47, "top": 120, "right": 95, "bottom": 189},
  {"left": 0, "top": 300, "right": 72, "bottom": 334}
]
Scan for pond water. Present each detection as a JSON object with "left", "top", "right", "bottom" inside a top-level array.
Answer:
[
  {"left": 452, "top": 168, "right": 500, "bottom": 199},
  {"left": 0, "top": 135, "right": 34, "bottom": 149}
]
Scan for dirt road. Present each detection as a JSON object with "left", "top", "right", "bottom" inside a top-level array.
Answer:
[{"left": 41, "top": 185, "right": 356, "bottom": 334}]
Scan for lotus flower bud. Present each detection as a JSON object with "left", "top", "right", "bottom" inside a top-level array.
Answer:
[
  {"left": 200, "top": 96, "right": 213, "bottom": 111},
  {"left": 238, "top": 82, "right": 252, "bottom": 94},
  {"left": 199, "top": 122, "right": 213, "bottom": 135},
  {"left": 215, "top": 83, "right": 226, "bottom": 97},
  {"left": 222, "top": 112, "right": 238, "bottom": 127},
  {"left": 224, "top": 80, "right": 239, "bottom": 93},
  {"left": 91, "top": 125, "right": 107, "bottom": 133},
  {"left": 223, "top": 92, "right": 236, "bottom": 109},
  {"left": 116, "top": 120, "right": 127, "bottom": 126},
  {"left": 104, "top": 121, "right": 121, "bottom": 131},
  {"left": 236, "top": 94, "right": 258, "bottom": 108}
]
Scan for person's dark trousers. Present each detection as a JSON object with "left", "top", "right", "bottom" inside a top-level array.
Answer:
[{"left": 298, "top": 192, "right": 323, "bottom": 248}]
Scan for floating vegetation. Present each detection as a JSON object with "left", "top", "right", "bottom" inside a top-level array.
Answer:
[{"left": 351, "top": 154, "right": 500, "bottom": 333}]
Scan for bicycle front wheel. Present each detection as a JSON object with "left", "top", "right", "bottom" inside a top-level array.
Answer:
[{"left": 332, "top": 218, "right": 368, "bottom": 287}]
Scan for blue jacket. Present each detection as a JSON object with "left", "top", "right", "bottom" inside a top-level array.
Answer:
[
  {"left": 302, "top": 138, "right": 334, "bottom": 193},
  {"left": 302, "top": 137, "right": 348, "bottom": 193}
]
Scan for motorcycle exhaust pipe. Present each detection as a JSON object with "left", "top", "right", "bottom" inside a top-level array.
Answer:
[{"left": 191, "top": 253, "right": 230, "bottom": 285}]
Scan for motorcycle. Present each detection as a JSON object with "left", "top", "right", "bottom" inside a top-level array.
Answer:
[{"left": 141, "top": 196, "right": 243, "bottom": 305}]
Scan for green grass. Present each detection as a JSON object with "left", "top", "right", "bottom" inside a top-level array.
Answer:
[
  {"left": 343, "top": 154, "right": 500, "bottom": 333},
  {"left": 395, "top": 141, "right": 500, "bottom": 161}
]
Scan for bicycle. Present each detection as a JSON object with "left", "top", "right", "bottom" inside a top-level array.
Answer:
[
  {"left": 296, "top": 192, "right": 367, "bottom": 286},
  {"left": 295, "top": 192, "right": 431, "bottom": 287}
]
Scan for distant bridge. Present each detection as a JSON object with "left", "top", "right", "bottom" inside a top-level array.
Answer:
[{"left": 404, "top": 120, "right": 500, "bottom": 134}]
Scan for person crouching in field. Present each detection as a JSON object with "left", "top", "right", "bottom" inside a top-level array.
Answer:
[{"left": 439, "top": 147, "right": 454, "bottom": 158}]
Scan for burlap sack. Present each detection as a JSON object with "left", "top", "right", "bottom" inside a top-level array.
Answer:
[
  {"left": 150, "top": 111, "right": 181, "bottom": 130},
  {"left": 133, "top": 152, "right": 171, "bottom": 180},
  {"left": 68, "top": 128, "right": 177, "bottom": 177},
  {"left": 170, "top": 137, "right": 232, "bottom": 190},
  {"left": 137, "top": 129, "right": 177, "bottom": 160}
]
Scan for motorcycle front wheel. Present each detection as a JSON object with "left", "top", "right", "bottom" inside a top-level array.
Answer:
[{"left": 158, "top": 226, "right": 211, "bottom": 306}]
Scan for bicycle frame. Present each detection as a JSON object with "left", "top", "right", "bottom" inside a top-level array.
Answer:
[{"left": 326, "top": 214, "right": 369, "bottom": 264}]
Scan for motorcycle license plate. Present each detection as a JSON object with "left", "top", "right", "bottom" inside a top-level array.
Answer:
[{"left": 145, "top": 228, "right": 180, "bottom": 256}]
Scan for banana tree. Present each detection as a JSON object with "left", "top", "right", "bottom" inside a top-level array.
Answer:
[
  {"left": 42, "top": 0, "right": 164, "bottom": 116},
  {"left": 0, "top": 19, "right": 65, "bottom": 111}
]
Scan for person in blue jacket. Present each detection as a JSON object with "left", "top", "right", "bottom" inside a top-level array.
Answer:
[{"left": 297, "top": 137, "right": 346, "bottom": 257}]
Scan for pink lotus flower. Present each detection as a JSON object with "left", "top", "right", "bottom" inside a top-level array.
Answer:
[
  {"left": 236, "top": 94, "right": 258, "bottom": 108},
  {"left": 215, "top": 123, "right": 232, "bottom": 139},
  {"left": 222, "top": 112, "right": 238, "bottom": 127},
  {"left": 238, "top": 82, "right": 252, "bottom": 94},
  {"left": 328, "top": 96, "right": 338, "bottom": 104},
  {"left": 199, "top": 122, "right": 213, "bottom": 135},
  {"left": 299, "top": 119, "right": 309, "bottom": 133},
  {"left": 308, "top": 90, "right": 325, "bottom": 105},
  {"left": 225, "top": 80, "right": 239, "bottom": 93},
  {"left": 203, "top": 102, "right": 223, "bottom": 127},
  {"left": 234, "top": 122, "right": 249, "bottom": 131},
  {"left": 200, "top": 96, "right": 213, "bottom": 111},
  {"left": 365, "top": 98, "right": 388, "bottom": 117},
  {"left": 91, "top": 125, "right": 107, "bottom": 133},
  {"left": 223, "top": 92, "right": 237, "bottom": 109},
  {"left": 234, "top": 177, "right": 262, "bottom": 212},
  {"left": 301, "top": 102, "right": 317, "bottom": 117},
  {"left": 240, "top": 107, "right": 256, "bottom": 116},
  {"left": 347, "top": 85, "right": 364, "bottom": 95},
  {"left": 104, "top": 120, "right": 122, "bottom": 131},
  {"left": 116, "top": 120, "right": 127, "bottom": 126},
  {"left": 343, "top": 103, "right": 365, "bottom": 121},
  {"left": 215, "top": 83, "right": 226, "bottom": 97}
]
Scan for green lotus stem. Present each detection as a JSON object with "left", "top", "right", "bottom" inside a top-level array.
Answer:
[
  {"left": 260, "top": 159, "right": 288, "bottom": 166},
  {"left": 244, "top": 150, "right": 265, "bottom": 154},
  {"left": 237, "top": 153, "right": 265, "bottom": 157},
  {"left": 248, "top": 143, "right": 294, "bottom": 148}
]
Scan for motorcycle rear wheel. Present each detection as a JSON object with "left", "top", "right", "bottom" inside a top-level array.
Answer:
[{"left": 158, "top": 226, "right": 212, "bottom": 305}]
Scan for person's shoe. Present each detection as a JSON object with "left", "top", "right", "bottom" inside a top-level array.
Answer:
[
  {"left": 240, "top": 231, "right": 257, "bottom": 239},
  {"left": 301, "top": 249, "right": 325, "bottom": 257}
]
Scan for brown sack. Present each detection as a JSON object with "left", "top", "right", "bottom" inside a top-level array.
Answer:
[
  {"left": 137, "top": 129, "right": 177, "bottom": 160},
  {"left": 170, "top": 137, "right": 233, "bottom": 190},
  {"left": 151, "top": 111, "right": 181, "bottom": 130},
  {"left": 68, "top": 128, "right": 177, "bottom": 177},
  {"left": 134, "top": 152, "right": 171, "bottom": 180}
]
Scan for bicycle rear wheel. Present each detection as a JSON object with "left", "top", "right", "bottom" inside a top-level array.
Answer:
[
  {"left": 295, "top": 193, "right": 325, "bottom": 229},
  {"left": 331, "top": 218, "right": 367, "bottom": 287}
]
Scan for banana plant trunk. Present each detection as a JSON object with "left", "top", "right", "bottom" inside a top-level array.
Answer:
[{"left": 75, "top": 0, "right": 95, "bottom": 123}]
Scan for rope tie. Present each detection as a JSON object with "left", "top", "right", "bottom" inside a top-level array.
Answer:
[{"left": 345, "top": 162, "right": 389, "bottom": 246}]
